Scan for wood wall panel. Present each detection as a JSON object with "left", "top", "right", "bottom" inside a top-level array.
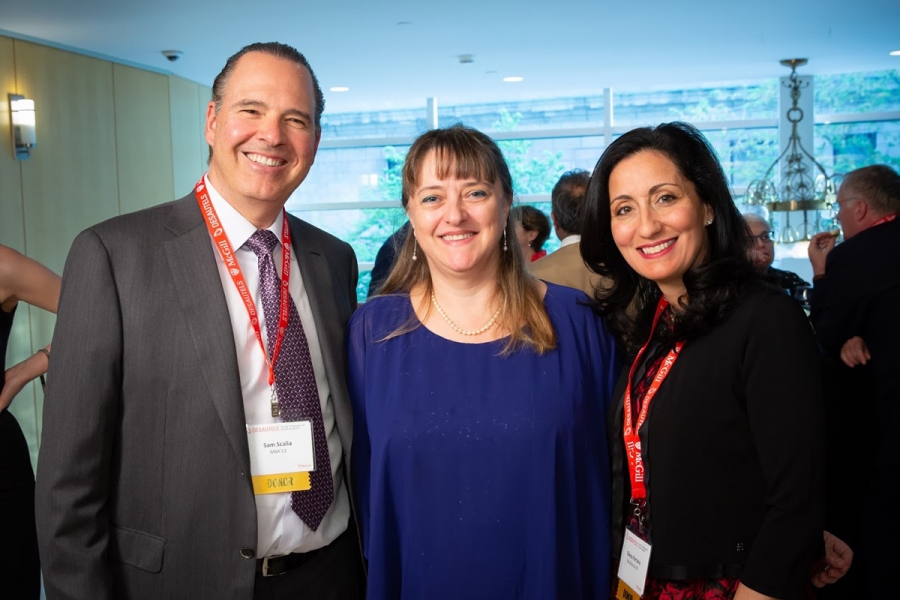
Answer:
[
  {"left": 113, "top": 64, "right": 174, "bottom": 213},
  {"left": 15, "top": 40, "right": 119, "bottom": 275},
  {"left": 169, "top": 75, "right": 203, "bottom": 197},
  {"left": 198, "top": 83, "right": 211, "bottom": 177}
]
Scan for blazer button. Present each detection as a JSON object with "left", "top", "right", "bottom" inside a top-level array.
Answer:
[{"left": 240, "top": 548, "right": 255, "bottom": 559}]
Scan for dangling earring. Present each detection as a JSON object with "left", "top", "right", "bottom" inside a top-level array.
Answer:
[
  {"left": 503, "top": 229, "right": 508, "bottom": 252},
  {"left": 412, "top": 237, "right": 418, "bottom": 261}
]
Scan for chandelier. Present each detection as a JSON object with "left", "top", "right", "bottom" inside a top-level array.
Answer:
[{"left": 745, "top": 59, "right": 840, "bottom": 242}]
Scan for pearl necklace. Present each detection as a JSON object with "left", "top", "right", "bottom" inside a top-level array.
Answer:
[{"left": 431, "top": 291, "right": 501, "bottom": 336}]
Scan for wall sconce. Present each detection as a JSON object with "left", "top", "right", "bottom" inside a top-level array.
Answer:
[{"left": 9, "top": 94, "right": 37, "bottom": 160}]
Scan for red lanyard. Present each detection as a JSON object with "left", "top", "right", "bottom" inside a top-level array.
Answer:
[
  {"left": 623, "top": 297, "right": 684, "bottom": 500},
  {"left": 194, "top": 177, "right": 292, "bottom": 387},
  {"left": 871, "top": 214, "right": 897, "bottom": 228}
]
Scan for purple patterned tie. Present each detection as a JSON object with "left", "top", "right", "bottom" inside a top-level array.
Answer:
[{"left": 246, "top": 229, "right": 334, "bottom": 531}]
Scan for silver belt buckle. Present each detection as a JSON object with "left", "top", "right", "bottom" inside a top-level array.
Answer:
[{"left": 260, "top": 556, "right": 276, "bottom": 577}]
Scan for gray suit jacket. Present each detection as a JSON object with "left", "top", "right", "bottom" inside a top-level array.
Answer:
[
  {"left": 36, "top": 194, "right": 360, "bottom": 599},
  {"left": 528, "top": 242, "right": 607, "bottom": 297}
]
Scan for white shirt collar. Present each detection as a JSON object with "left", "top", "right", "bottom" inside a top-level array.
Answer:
[
  {"left": 203, "top": 174, "right": 284, "bottom": 250},
  {"left": 559, "top": 234, "right": 581, "bottom": 248}
]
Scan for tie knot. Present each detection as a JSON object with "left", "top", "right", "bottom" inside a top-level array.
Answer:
[{"left": 246, "top": 229, "right": 279, "bottom": 257}]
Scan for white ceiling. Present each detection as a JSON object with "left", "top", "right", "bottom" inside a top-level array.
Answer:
[{"left": 1, "top": 0, "right": 898, "bottom": 115}]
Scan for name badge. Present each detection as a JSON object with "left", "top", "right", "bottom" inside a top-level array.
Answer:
[
  {"left": 246, "top": 421, "right": 315, "bottom": 494},
  {"left": 616, "top": 528, "right": 652, "bottom": 599}
]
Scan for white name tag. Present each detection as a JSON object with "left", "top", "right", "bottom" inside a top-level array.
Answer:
[
  {"left": 246, "top": 421, "right": 315, "bottom": 494},
  {"left": 616, "top": 528, "right": 652, "bottom": 598}
]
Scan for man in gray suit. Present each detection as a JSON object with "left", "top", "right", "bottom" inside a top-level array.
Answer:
[
  {"left": 36, "top": 42, "right": 364, "bottom": 599},
  {"left": 530, "top": 169, "right": 607, "bottom": 296}
]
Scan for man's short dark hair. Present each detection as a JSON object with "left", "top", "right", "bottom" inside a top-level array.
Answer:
[
  {"left": 211, "top": 42, "right": 325, "bottom": 132},
  {"left": 842, "top": 164, "right": 900, "bottom": 215},
  {"left": 551, "top": 169, "right": 591, "bottom": 235}
]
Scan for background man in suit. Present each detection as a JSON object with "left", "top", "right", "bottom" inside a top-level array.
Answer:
[
  {"left": 530, "top": 169, "right": 606, "bottom": 295},
  {"left": 808, "top": 164, "right": 900, "bottom": 599},
  {"left": 36, "top": 42, "right": 364, "bottom": 600}
]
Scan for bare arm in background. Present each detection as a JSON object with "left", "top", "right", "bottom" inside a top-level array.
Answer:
[{"left": 0, "top": 244, "right": 61, "bottom": 411}]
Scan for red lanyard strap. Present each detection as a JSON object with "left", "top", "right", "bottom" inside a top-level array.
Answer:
[
  {"left": 623, "top": 297, "right": 684, "bottom": 500},
  {"left": 195, "top": 177, "right": 292, "bottom": 387},
  {"left": 871, "top": 214, "right": 896, "bottom": 228}
]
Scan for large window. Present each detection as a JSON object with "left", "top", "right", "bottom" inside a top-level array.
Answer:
[{"left": 288, "top": 70, "right": 900, "bottom": 302}]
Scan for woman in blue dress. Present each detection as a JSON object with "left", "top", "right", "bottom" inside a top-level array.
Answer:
[{"left": 347, "top": 124, "right": 620, "bottom": 599}]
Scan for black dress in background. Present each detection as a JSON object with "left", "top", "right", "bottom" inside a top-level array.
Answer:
[
  {"left": 366, "top": 222, "right": 410, "bottom": 299},
  {"left": 0, "top": 304, "right": 41, "bottom": 599}
]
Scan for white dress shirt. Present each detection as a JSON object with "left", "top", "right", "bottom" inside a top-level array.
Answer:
[
  {"left": 204, "top": 175, "right": 349, "bottom": 557},
  {"left": 559, "top": 234, "right": 581, "bottom": 248}
]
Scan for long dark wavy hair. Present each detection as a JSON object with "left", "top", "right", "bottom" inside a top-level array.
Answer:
[{"left": 580, "top": 122, "right": 756, "bottom": 349}]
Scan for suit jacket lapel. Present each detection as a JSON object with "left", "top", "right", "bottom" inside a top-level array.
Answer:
[{"left": 163, "top": 195, "right": 251, "bottom": 476}]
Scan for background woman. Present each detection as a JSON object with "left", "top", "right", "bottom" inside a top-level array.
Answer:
[
  {"left": 348, "top": 125, "right": 619, "bottom": 599},
  {"left": 511, "top": 204, "right": 551, "bottom": 261},
  {"left": 1, "top": 243, "right": 60, "bottom": 599},
  {"left": 581, "top": 122, "right": 825, "bottom": 599}
]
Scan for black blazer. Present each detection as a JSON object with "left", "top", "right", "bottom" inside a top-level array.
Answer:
[
  {"left": 609, "top": 283, "right": 825, "bottom": 599},
  {"left": 810, "top": 218, "right": 900, "bottom": 460}
]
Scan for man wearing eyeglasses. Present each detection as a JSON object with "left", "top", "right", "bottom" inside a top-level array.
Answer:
[
  {"left": 807, "top": 164, "right": 900, "bottom": 600},
  {"left": 742, "top": 213, "right": 810, "bottom": 298}
]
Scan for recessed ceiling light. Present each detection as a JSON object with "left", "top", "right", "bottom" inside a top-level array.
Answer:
[
  {"left": 502, "top": 76, "right": 524, "bottom": 83},
  {"left": 329, "top": 86, "right": 350, "bottom": 92},
  {"left": 890, "top": 50, "right": 900, "bottom": 56}
]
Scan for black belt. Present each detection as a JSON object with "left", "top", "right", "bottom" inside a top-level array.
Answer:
[{"left": 256, "top": 546, "right": 325, "bottom": 577}]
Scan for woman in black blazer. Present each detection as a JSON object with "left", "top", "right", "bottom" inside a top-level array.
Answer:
[{"left": 581, "top": 122, "right": 836, "bottom": 600}]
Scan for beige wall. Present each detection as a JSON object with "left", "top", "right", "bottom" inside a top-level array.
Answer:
[
  {"left": 169, "top": 74, "right": 209, "bottom": 196},
  {"left": 0, "top": 35, "right": 211, "bottom": 468}
]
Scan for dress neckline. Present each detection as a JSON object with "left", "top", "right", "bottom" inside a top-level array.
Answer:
[{"left": 401, "top": 283, "right": 560, "bottom": 347}]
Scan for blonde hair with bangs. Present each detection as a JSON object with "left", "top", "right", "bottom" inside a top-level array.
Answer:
[{"left": 377, "top": 124, "right": 556, "bottom": 355}]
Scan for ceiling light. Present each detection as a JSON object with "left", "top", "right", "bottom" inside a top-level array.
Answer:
[
  {"left": 502, "top": 76, "right": 523, "bottom": 83},
  {"left": 745, "top": 58, "right": 838, "bottom": 243},
  {"left": 329, "top": 87, "right": 350, "bottom": 92}
]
